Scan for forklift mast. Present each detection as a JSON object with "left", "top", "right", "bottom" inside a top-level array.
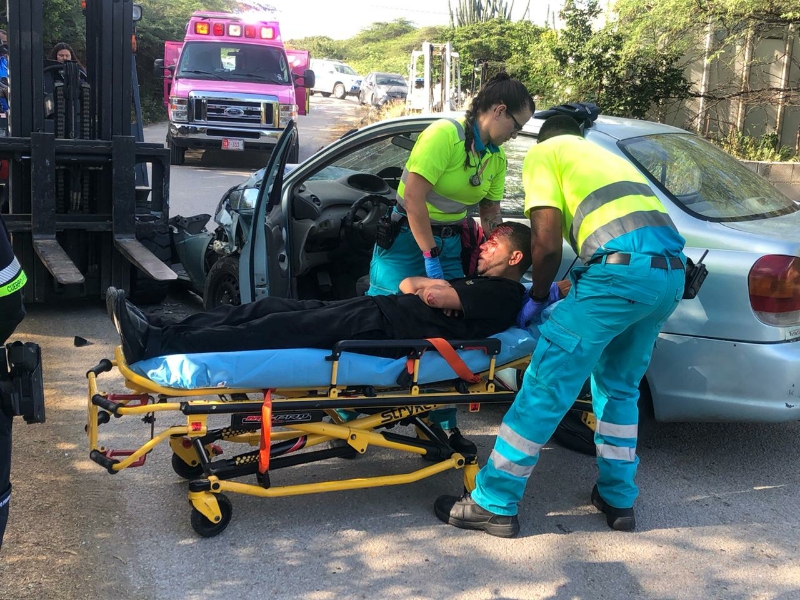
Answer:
[{"left": 0, "top": 0, "right": 176, "bottom": 302}]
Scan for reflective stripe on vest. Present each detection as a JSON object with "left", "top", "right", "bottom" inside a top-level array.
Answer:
[
  {"left": 0, "top": 259, "right": 26, "bottom": 297},
  {"left": 569, "top": 180, "right": 677, "bottom": 263},
  {"left": 396, "top": 118, "right": 471, "bottom": 225}
]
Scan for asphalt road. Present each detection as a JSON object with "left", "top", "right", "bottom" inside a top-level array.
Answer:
[{"left": 2, "top": 96, "right": 800, "bottom": 600}]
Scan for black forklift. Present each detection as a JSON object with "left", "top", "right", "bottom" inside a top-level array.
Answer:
[{"left": 0, "top": 0, "right": 175, "bottom": 304}]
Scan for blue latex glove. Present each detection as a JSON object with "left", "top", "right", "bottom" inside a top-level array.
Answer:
[
  {"left": 516, "top": 297, "right": 547, "bottom": 329},
  {"left": 424, "top": 255, "right": 444, "bottom": 279},
  {"left": 548, "top": 281, "right": 562, "bottom": 305}
]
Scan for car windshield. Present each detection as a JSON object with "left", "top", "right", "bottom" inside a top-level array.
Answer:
[
  {"left": 377, "top": 75, "right": 405, "bottom": 86},
  {"left": 500, "top": 134, "right": 536, "bottom": 216},
  {"left": 307, "top": 133, "right": 419, "bottom": 182},
  {"left": 335, "top": 64, "right": 357, "bottom": 76},
  {"left": 620, "top": 133, "right": 799, "bottom": 221},
  {"left": 306, "top": 127, "right": 535, "bottom": 216},
  {"left": 177, "top": 42, "right": 290, "bottom": 85}
]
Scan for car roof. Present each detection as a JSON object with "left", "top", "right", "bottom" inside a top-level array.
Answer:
[
  {"left": 368, "top": 111, "right": 689, "bottom": 141},
  {"left": 524, "top": 113, "right": 688, "bottom": 141}
]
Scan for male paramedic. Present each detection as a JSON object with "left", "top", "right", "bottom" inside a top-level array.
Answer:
[
  {"left": 0, "top": 213, "right": 27, "bottom": 549},
  {"left": 435, "top": 114, "right": 686, "bottom": 537},
  {"left": 108, "top": 223, "right": 566, "bottom": 364}
]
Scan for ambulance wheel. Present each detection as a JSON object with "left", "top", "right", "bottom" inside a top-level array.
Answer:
[
  {"left": 169, "top": 141, "right": 185, "bottom": 166},
  {"left": 333, "top": 83, "right": 346, "bottom": 99},
  {"left": 190, "top": 494, "right": 232, "bottom": 538},
  {"left": 171, "top": 453, "right": 203, "bottom": 480}
]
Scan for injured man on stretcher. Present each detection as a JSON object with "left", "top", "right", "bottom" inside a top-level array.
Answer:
[{"left": 107, "top": 222, "right": 569, "bottom": 364}]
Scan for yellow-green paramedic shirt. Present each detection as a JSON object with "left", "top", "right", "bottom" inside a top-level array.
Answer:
[{"left": 398, "top": 118, "right": 507, "bottom": 224}]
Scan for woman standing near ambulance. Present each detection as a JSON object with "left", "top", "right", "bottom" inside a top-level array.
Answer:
[{"left": 366, "top": 72, "right": 535, "bottom": 295}]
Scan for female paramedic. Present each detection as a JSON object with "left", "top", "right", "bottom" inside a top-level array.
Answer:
[{"left": 365, "top": 72, "right": 535, "bottom": 436}]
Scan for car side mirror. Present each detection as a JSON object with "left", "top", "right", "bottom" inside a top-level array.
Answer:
[
  {"left": 153, "top": 59, "right": 174, "bottom": 79},
  {"left": 293, "top": 69, "right": 315, "bottom": 89}
]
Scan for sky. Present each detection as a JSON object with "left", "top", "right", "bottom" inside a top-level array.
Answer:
[{"left": 241, "top": 0, "right": 558, "bottom": 40}]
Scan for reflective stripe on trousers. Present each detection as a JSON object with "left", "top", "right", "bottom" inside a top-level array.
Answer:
[{"left": 471, "top": 253, "right": 685, "bottom": 515}]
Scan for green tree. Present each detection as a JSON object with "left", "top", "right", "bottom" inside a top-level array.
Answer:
[
  {"left": 613, "top": 0, "right": 799, "bottom": 131},
  {"left": 43, "top": 0, "right": 85, "bottom": 59}
]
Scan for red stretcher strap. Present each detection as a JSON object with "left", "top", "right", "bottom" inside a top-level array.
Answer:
[
  {"left": 258, "top": 390, "right": 273, "bottom": 475},
  {"left": 425, "top": 338, "right": 481, "bottom": 384}
]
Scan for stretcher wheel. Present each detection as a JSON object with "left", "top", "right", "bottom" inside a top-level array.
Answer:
[
  {"left": 190, "top": 494, "right": 232, "bottom": 538},
  {"left": 171, "top": 453, "right": 204, "bottom": 480}
]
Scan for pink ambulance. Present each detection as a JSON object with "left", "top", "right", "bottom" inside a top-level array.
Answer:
[{"left": 156, "top": 12, "right": 314, "bottom": 165}]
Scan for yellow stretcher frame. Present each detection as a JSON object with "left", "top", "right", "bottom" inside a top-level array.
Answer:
[{"left": 86, "top": 345, "right": 530, "bottom": 537}]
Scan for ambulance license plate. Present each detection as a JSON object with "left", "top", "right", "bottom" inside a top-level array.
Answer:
[{"left": 221, "top": 138, "right": 245, "bottom": 151}]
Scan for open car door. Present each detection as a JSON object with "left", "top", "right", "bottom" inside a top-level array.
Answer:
[
  {"left": 287, "top": 49, "right": 310, "bottom": 116},
  {"left": 161, "top": 41, "right": 182, "bottom": 107},
  {"left": 239, "top": 120, "right": 298, "bottom": 303}
]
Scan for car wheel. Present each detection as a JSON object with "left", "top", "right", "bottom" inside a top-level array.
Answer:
[
  {"left": 320, "top": 92, "right": 331, "bottom": 98},
  {"left": 552, "top": 380, "right": 655, "bottom": 457},
  {"left": 169, "top": 141, "right": 185, "bottom": 166},
  {"left": 333, "top": 83, "right": 346, "bottom": 99},
  {"left": 203, "top": 255, "right": 241, "bottom": 310},
  {"left": 370, "top": 93, "right": 376, "bottom": 106}
]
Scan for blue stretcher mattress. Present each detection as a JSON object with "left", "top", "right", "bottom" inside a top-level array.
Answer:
[{"left": 130, "top": 327, "right": 540, "bottom": 391}]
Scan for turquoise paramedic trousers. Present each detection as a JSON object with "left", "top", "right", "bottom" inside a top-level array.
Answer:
[
  {"left": 366, "top": 225, "right": 464, "bottom": 429},
  {"left": 366, "top": 225, "right": 464, "bottom": 296},
  {"left": 471, "top": 253, "right": 685, "bottom": 514}
]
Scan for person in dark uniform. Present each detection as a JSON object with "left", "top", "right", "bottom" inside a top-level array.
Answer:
[
  {"left": 107, "top": 223, "right": 540, "bottom": 364},
  {"left": 0, "top": 214, "right": 27, "bottom": 550}
]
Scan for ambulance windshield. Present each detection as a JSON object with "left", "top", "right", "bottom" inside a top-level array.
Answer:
[{"left": 177, "top": 41, "right": 291, "bottom": 85}]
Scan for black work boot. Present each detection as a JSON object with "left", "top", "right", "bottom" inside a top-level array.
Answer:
[
  {"left": 434, "top": 492, "right": 520, "bottom": 538},
  {"left": 447, "top": 427, "right": 477, "bottom": 456},
  {"left": 107, "top": 287, "right": 150, "bottom": 364},
  {"left": 591, "top": 485, "right": 636, "bottom": 531}
]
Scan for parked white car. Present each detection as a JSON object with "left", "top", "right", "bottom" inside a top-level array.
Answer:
[{"left": 309, "top": 58, "right": 361, "bottom": 99}]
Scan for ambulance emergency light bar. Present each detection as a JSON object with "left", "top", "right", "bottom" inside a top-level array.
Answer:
[
  {"left": 192, "top": 12, "right": 276, "bottom": 40},
  {"left": 194, "top": 21, "right": 275, "bottom": 39}
]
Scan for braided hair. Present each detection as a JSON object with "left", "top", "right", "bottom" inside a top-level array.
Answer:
[{"left": 462, "top": 72, "right": 535, "bottom": 168}]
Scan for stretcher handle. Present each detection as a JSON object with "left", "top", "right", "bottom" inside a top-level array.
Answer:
[
  {"left": 328, "top": 338, "right": 501, "bottom": 359},
  {"left": 86, "top": 358, "right": 113, "bottom": 378}
]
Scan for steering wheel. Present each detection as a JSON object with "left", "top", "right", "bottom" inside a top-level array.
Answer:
[{"left": 342, "top": 193, "right": 395, "bottom": 252}]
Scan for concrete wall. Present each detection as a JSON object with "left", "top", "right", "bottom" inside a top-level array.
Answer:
[
  {"left": 741, "top": 160, "right": 800, "bottom": 201},
  {"left": 660, "top": 23, "right": 799, "bottom": 152}
]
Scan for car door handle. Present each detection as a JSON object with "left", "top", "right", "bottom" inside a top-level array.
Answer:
[{"left": 278, "top": 254, "right": 287, "bottom": 264}]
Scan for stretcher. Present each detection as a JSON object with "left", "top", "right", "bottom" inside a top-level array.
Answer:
[{"left": 86, "top": 328, "right": 537, "bottom": 537}]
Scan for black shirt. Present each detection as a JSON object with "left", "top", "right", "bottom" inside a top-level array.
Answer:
[{"left": 372, "top": 276, "right": 524, "bottom": 340}]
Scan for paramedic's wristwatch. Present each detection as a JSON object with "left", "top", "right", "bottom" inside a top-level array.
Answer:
[
  {"left": 422, "top": 246, "right": 441, "bottom": 259},
  {"left": 528, "top": 288, "right": 549, "bottom": 302}
]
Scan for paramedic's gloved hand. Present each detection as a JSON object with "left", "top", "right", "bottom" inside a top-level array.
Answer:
[
  {"left": 547, "top": 282, "right": 562, "bottom": 306},
  {"left": 517, "top": 297, "right": 546, "bottom": 329},
  {"left": 424, "top": 256, "right": 445, "bottom": 280}
]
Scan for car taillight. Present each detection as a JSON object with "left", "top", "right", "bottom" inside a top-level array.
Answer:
[
  {"left": 748, "top": 255, "right": 800, "bottom": 326},
  {"left": 212, "top": 23, "right": 224, "bottom": 36}
]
